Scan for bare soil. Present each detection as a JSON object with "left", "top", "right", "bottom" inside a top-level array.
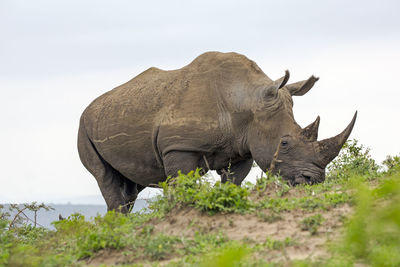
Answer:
[
  {"left": 87, "top": 202, "right": 352, "bottom": 266},
  {"left": 86, "top": 182, "right": 358, "bottom": 266},
  {"left": 155, "top": 204, "right": 352, "bottom": 262}
]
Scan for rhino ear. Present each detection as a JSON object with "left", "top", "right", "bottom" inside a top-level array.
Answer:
[
  {"left": 286, "top": 75, "right": 319, "bottom": 96},
  {"left": 275, "top": 70, "right": 290, "bottom": 89},
  {"left": 262, "top": 70, "right": 290, "bottom": 98}
]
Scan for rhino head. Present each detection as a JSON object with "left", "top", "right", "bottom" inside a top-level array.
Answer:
[{"left": 247, "top": 70, "right": 357, "bottom": 185}]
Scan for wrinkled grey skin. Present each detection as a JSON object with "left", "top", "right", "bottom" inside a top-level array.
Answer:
[{"left": 78, "top": 52, "right": 356, "bottom": 213}]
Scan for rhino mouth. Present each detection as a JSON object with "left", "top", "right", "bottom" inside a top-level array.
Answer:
[{"left": 289, "top": 171, "right": 325, "bottom": 186}]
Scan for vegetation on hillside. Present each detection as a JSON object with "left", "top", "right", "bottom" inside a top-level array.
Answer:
[{"left": 1, "top": 139, "right": 399, "bottom": 266}]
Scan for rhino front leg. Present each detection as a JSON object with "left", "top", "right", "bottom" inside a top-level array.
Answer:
[
  {"left": 218, "top": 158, "right": 253, "bottom": 185},
  {"left": 163, "top": 151, "right": 207, "bottom": 178}
]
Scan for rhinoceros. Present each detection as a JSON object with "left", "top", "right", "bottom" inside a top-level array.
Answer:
[{"left": 78, "top": 51, "right": 356, "bottom": 213}]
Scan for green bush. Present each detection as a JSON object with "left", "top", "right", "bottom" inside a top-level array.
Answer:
[
  {"left": 332, "top": 171, "right": 400, "bottom": 266},
  {"left": 195, "top": 181, "right": 250, "bottom": 214},
  {"left": 382, "top": 154, "right": 400, "bottom": 174},
  {"left": 0, "top": 204, "right": 53, "bottom": 266},
  {"left": 0, "top": 219, "right": 12, "bottom": 266},
  {"left": 327, "top": 139, "right": 380, "bottom": 179},
  {"left": 154, "top": 169, "right": 251, "bottom": 214},
  {"left": 53, "top": 211, "right": 137, "bottom": 259},
  {"left": 253, "top": 172, "right": 290, "bottom": 197}
]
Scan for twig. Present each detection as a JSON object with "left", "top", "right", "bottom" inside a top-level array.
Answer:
[
  {"left": 148, "top": 183, "right": 162, "bottom": 188},
  {"left": 119, "top": 200, "right": 137, "bottom": 213},
  {"left": 269, "top": 139, "right": 283, "bottom": 173},
  {"left": 202, "top": 155, "right": 211, "bottom": 172},
  {"left": 9, "top": 206, "right": 28, "bottom": 229},
  {"left": 203, "top": 155, "right": 216, "bottom": 180},
  {"left": 20, "top": 211, "right": 45, "bottom": 228},
  {"left": 9, "top": 207, "right": 45, "bottom": 228}
]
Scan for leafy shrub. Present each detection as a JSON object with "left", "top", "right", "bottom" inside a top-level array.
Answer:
[
  {"left": 327, "top": 139, "right": 380, "bottom": 179},
  {"left": 53, "top": 213, "right": 89, "bottom": 235},
  {"left": 253, "top": 172, "right": 290, "bottom": 197},
  {"left": 0, "top": 203, "right": 53, "bottom": 266},
  {"left": 332, "top": 171, "right": 400, "bottom": 266},
  {"left": 155, "top": 169, "right": 251, "bottom": 214},
  {"left": 1, "top": 202, "right": 54, "bottom": 229},
  {"left": 195, "top": 181, "right": 250, "bottom": 214},
  {"left": 53, "top": 211, "right": 137, "bottom": 259},
  {"left": 382, "top": 154, "right": 400, "bottom": 174},
  {"left": 0, "top": 219, "right": 12, "bottom": 266}
]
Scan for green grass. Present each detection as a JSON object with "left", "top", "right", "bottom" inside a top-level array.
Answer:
[
  {"left": 300, "top": 214, "right": 324, "bottom": 235},
  {"left": 255, "top": 191, "right": 351, "bottom": 212}
]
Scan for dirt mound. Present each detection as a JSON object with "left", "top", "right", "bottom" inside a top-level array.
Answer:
[{"left": 153, "top": 203, "right": 352, "bottom": 263}]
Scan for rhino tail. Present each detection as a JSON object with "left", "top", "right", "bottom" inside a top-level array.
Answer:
[{"left": 151, "top": 125, "right": 164, "bottom": 168}]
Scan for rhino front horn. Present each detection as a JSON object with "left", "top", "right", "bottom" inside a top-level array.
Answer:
[{"left": 315, "top": 111, "right": 357, "bottom": 166}]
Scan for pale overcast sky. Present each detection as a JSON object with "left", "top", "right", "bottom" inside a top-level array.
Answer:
[{"left": 1, "top": 0, "right": 399, "bottom": 204}]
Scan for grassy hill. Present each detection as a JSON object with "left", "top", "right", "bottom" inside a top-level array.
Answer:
[{"left": 1, "top": 140, "right": 399, "bottom": 266}]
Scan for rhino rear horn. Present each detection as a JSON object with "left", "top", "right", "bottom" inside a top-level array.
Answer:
[
  {"left": 286, "top": 75, "right": 319, "bottom": 96},
  {"left": 315, "top": 111, "right": 357, "bottom": 166},
  {"left": 301, "top": 116, "right": 320, "bottom": 141}
]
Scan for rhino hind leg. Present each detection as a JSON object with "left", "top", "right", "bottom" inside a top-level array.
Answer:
[
  {"left": 118, "top": 171, "right": 144, "bottom": 212},
  {"left": 78, "top": 125, "right": 141, "bottom": 213}
]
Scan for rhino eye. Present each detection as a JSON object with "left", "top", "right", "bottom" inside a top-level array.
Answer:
[{"left": 281, "top": 140, "right": 288, "bottom": 146}]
